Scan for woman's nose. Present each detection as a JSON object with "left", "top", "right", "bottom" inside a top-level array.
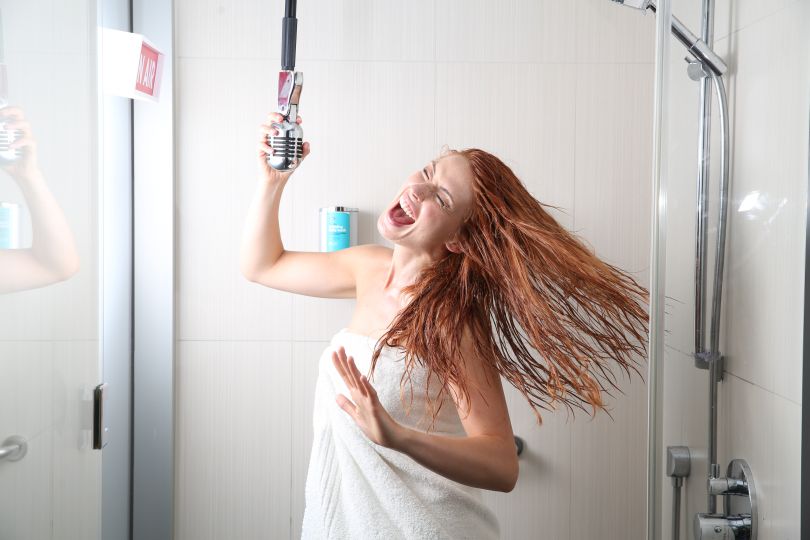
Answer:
[{"left": 410, "top": 184, "right": 432, "bottom": 201}]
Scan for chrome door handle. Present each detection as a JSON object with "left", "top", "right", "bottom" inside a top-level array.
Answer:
[{"left": 0, "top": 435, "right": 27, "bottom": 462}]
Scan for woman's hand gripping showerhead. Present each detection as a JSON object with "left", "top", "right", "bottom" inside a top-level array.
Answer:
[
  {"left": 257, "top": 112, "right": 310, "bottom": 187},
  {"left": 332, "top": 346, "right": 406, "bottom": 450}
]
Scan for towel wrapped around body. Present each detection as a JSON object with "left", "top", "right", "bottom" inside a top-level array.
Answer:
[{"left": 301, "top": 328, "right": 502, "bottom": 540}]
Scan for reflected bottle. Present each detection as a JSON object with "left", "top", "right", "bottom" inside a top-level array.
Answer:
[
  {"left": 0, "top": 120, "right": 23, "bottom": 165},
  {"left": 0, "top": 201, "right": 19, "bottom": 249}
]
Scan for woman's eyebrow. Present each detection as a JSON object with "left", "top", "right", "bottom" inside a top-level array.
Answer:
[{"left": 431, "top": 160, "right": 455, "bottom": 204}]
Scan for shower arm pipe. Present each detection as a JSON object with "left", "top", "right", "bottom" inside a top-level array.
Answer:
[
  {"left": 644, "top": 1, "right": 727, "bottom": 76},
  {"left": 281, "top": 0, "right": 298, "bottom": 71}
]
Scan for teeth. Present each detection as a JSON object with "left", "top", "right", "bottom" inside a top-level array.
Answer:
[{"left": 399, "top": 196, "right": 415, "bottom": 220}]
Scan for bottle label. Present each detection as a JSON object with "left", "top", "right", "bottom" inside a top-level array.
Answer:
[
  {"left": 0, "top": 202, "right": 20, "bottom": 249},
  {"left": 326, "top": 211, "right": 350, "bottom": 251}
]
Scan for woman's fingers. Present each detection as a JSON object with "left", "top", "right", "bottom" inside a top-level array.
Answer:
[
  {"left": 332, "top": 350, "right": 349, "bottom": 384},
  {"left": 337, "top": 347, "right": 362, "bottom": 394},
  {"left": 339, "top": 348, "right": 365, "bottom": 396},
  {"left": 0, "top": 107, "right": 25, "bottom": 121},
  {"left": 332, "top": 347, "right": 368, "bottom": 398},
  {"left": 265, "top": 112, "right": 302, "bottom": 124},
  {"left": 335, "top": 394, "right": 357, "bottom": 416},
  {"left": 347, "top": 357, "right": 367, "bottom": 397},
  {"left": 9, "top": 135, "right": 32, "bottom": 150}
]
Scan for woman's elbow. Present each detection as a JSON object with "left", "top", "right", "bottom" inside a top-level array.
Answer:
[{"left": 498, "top": 457, "right": 520, "bottom": 493}]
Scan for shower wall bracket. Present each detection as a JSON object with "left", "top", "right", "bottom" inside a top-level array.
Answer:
[
  {"left": 694, "top": 459, "right": 757, "bottom": 540},
  {"left": 694, "top": 351, "right": 725, "bottom": 381}
]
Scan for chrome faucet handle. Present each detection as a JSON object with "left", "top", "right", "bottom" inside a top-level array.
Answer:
[
  {"left": 694, "top": 513, "right": 752, "bottom": 540},
  {"left": 708, "top": 475, "right": 749, "bottom": 496}
]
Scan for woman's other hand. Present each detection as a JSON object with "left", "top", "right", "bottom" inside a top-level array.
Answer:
[
  {"left": 257, "top": 112, "right": 310, "bottom": 187},
  {"left": 0, "top": 107, "right": 40, "bottom": 182},
  {"left": 332, "top": 346, "right": 405, "bottom": 449}
]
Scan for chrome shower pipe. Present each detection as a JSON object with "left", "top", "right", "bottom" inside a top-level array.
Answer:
[
  {"left": 706, "top": 70, "right": 730, "bottom": 515},
  {"left": 612, "top": 0, "right": 727, "bottom": 75},
  {"left": 694, "top": 0, "right": 715, "bottom": 366}
]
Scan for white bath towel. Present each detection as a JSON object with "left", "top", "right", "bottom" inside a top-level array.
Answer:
[{"left": 301, "top": 328, "right": 502, "bottom": 540}]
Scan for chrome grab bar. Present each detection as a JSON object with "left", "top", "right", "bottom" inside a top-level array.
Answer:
[{"left": 0, "top": 436, "right": 27, "bottom": 462}]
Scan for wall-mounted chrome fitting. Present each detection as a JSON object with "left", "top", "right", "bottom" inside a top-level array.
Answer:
[
  {"left": 686, "top": 57, "right": 712, "bottom": 81},
  {"left": 694, "top": 459, "right": 757, "bottom": 539},
  {"left": 667, "top": 446, "right": 691, "bottom": 540}
]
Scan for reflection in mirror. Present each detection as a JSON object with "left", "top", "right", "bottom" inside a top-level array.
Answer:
[{"left": 0, "top": 106, "right": 79, "bottom": 294}]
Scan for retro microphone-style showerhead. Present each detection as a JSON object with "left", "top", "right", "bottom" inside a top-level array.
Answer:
[{"left": 267, "top": 0, "right": 303, "bottom": 172}]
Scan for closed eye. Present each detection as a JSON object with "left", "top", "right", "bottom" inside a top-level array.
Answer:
[{"left": 423, "top": 167, "right": 449, "bottom": 209}]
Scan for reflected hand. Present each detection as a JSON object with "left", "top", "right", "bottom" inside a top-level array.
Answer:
[
  {"left": 332, "top": 346, "right": 404, "bottom": 449},
  {"left": 257, "top": 112, "right": 310, "bottom": 187},
  {"left": 0, "top": 106, "right": 39, "bottom": 181}
]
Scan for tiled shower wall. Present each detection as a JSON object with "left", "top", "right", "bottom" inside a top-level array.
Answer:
[
  {"left": 173, "top": 1, "right": 655, "bottom": 538},
  {"left": 660, "top": 1, "right": 807, "bottom": 538}
]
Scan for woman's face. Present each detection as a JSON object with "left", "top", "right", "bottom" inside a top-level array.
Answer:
[{"left": 378, "top": 153, "right": 475, "bottom": 255}]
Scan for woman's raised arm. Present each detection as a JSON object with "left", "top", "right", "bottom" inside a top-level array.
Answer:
[{"left": 239, "top": 113, "right": 362, "bottom": 299}]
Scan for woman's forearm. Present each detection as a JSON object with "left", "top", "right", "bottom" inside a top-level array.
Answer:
[
  {"left": 239, "top": 179, "right": 286, "bottom": 279},
  {"left": 392, "top": 426, "right": 519, "bottom": 493}
]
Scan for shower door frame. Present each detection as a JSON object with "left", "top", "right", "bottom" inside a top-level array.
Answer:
[{"left": 130, "top": 0, "right": 175, "bottom": 538}]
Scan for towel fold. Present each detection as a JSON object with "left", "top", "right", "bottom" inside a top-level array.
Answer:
[{"left": 301, "top": 328, "right": 501, "bottom": 540}]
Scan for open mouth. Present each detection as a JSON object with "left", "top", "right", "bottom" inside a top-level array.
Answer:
[
  {"left": 387, "top": 197, "right": 417, "bottom": 227},
  {"left": 388, "top": 203, "right": 416, "bottom": 227}
]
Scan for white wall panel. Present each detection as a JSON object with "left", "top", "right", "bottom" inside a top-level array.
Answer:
[{"left": 175, "top": 341, "right": 294, "bottom": 540}]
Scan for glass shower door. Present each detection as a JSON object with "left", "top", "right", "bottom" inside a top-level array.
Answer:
[
  {"left": 0, "top": 1, "right": 103, "bottom": 538},
  {"left": 649, "top": 0, "right": 808, "bottom": 538}
]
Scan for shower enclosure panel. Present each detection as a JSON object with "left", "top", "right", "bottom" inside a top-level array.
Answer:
[{"left": 0, "top": 1, "right": 104, "bottom": 539}]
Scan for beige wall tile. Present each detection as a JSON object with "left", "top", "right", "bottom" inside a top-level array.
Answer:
[
  {"left": 575, "top": 0, "right": 656, "bottom": 64},
  {"left": 174, "top": 340, "right": 293, "bottom": 540},
  {"left": 574, "top": 62, "right": 654, "bottom": 275},
  {"left": 719, "top": 1, "right": 808, "bottom": 402},
  {"left": 290, "top": 341, "right": 329, "bottom": 539},
  {"left": 436, "top": 0, "right": 579, "bottom": 63}
]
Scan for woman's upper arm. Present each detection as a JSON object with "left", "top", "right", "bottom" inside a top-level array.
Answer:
[{"left": 242, "top": 244, "right": 384, "bottom": 299}]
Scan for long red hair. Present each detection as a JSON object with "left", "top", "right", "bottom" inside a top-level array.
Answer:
[{"left": 370, "top": 148, "right": 648, "bottom": 430}]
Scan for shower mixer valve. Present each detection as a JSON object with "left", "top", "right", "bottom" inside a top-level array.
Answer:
[
  {"left": 694, "top": 459, "right": 757, "bottom": 540},
  {"left": 267, "top": 70, "right": 304, "bottom": 172}
]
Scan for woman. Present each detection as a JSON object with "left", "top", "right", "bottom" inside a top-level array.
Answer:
[{"left": 240, "top": 113, "right": 648, "bottom": 539}]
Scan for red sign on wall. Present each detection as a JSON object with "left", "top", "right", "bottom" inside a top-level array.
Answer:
[{"left": 135, "top": 42, "right": 160, "bottom": 95}]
